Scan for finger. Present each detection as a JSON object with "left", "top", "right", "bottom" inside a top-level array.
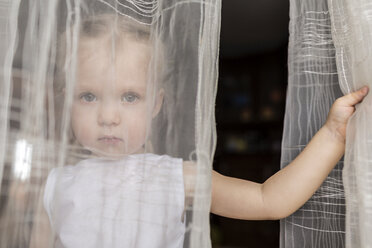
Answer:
[{"left": 340, "top": 86, "right": 369, "bottom": 106}]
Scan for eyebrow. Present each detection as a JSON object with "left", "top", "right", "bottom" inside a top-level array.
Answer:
[{"left": 74, "top": 81, "right": 148, "bottom": 94}]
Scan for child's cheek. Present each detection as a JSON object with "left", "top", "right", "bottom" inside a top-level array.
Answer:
[
  {"left": 71, "top": 104, "right": 97, "bottom": 145},
  {"left": 126, "top": 108, "right": 149, "bottom": 148}
]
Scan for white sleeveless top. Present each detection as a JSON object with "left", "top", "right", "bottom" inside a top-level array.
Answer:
[{"left": 44, "top": 154, "right": 185, "bottom": 248}]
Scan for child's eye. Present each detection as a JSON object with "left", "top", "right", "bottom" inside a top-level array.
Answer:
[
  {"left": 121, "top": 92, "right": 140, "bottom": 103},
  {"left": 79, "top": 93, "right": 96, "bottom": 102}
]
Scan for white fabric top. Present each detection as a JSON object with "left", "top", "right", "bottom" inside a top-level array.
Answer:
[{"left": 44, "top": 153, "right": 185, "bottom": 248}]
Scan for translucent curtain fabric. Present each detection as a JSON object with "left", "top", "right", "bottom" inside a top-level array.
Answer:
[
  {"left": 0, "top": 0, "right": 221, "bottom": 247},
  {"left": 281, "top": 0, "right": 345, "bottom": 247},
  {"left": 282, "top": 0, "right": 372, "bottom": 247},
  {"left": 328, "top": 1, "right": 372, "bottom": 247}
]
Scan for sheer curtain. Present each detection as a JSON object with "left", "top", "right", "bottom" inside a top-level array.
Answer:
[
  {"left": 281, "top": 0, "right": 345, "bottom": 247},
  {"left": 282, "top": 0, "right": 372, "bottom": 247},
  {"left": 328, "top": 0, "right": 372, "bottom": 247},
  {"left": 0, "top": 0, "right": 221, "bottom": 247}
]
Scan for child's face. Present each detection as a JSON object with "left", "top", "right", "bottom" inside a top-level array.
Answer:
[{"left": 70, "top": 37, "right": 162, "bottom": 156}]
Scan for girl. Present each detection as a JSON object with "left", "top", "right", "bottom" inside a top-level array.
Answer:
[{"left": 30, "top": 14, "right": 369, "bottom": 247}]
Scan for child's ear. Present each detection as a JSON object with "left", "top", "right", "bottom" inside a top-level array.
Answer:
[{"left": 152, "top": 89, "right": 164, "bottom": 118}]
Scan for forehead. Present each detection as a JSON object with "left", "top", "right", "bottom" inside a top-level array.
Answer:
[{"left": 76, "top": 37, "right": 151, "bottom": 90}]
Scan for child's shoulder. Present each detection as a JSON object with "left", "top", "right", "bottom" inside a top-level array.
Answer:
[
  {"left": 182, "top": 160, "right": 196, "bottom": 205},
  {"left": 182, "top": 160, "right": 196, "bottom": 176}
]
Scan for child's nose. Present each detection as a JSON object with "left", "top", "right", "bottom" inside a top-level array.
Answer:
[{"left": 97, "top": 102, "right": 121, "bottom": 127}]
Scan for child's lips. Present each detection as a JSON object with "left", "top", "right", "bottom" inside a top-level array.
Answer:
[{"left": 98, "top": 136, "right": 123, "bottom": 145}]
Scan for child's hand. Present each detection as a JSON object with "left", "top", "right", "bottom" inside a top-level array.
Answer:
[{"left": 325, "top": 86, "right": 369, "bottom": 143}]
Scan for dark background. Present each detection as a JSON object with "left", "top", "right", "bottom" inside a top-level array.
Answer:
[{"left": 211, "top": 1, "right": 289, "bottom": 247}]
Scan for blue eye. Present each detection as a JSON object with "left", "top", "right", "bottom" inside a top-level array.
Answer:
[
  {"left": 80, "top": 93, "right": 96, "bottom": 102},
  {"left": 121, "top": 92, "right": 139, "bottom": 103}
]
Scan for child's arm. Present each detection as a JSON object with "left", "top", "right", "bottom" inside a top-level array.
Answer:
[
  {"left": 211, "top": 86, "right": 369, "bottom": 220},
  {"left": 29, "top": 188, "right": 52, "bottom": 248}
]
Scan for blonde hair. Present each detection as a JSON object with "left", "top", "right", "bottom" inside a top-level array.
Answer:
[{"left": 54, "top": 14, "right": 152, "bottom": 93}]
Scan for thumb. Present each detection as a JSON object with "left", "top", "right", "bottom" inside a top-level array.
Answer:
[{"left": 340, "top": 86, "right": 369, "bottom": 106}]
